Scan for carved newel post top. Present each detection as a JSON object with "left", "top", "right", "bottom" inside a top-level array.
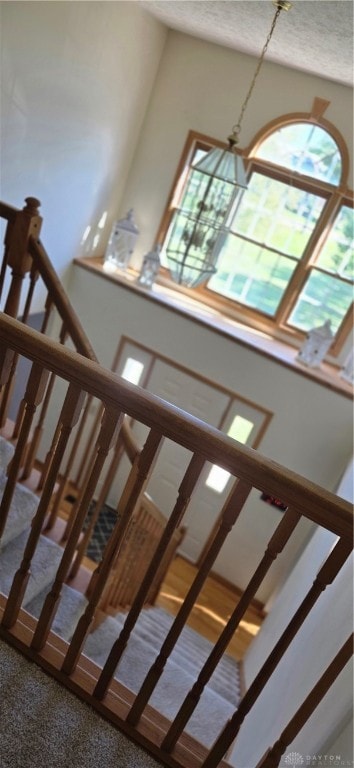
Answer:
[{"left": 23, "top": 197, "right": 41, "bottom": 214}]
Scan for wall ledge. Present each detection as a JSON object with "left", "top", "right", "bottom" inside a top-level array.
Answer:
[{"left": 74, "top": 257, "right": 353, "bottom": 400}]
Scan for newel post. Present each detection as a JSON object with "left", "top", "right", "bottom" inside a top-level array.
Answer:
[{"left": 4, "top": 197, "right": 42, "bottom": 317}]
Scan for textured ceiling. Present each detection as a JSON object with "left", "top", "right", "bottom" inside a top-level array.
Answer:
[{"left": 140, "top": 0, "right": 354, "bottom": 87}]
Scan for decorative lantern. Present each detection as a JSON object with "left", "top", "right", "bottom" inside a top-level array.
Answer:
[
  {"left": 136, "top": 245, "right": 161, "bottom": 289},
  {"left": 340, "top": 347, "right": 354, "bottom": 385},
  {"left": 296, "top": 319, "right": 334, "bottom": 368},
  {"left": 104, "top": 209, "right": 139, "bottom": 272},
  {"left": 164, "top": 0, "right": 291, "bottom": 288}
]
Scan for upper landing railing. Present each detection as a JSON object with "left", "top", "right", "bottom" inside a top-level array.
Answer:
[
  {"left": 0, "top": 198, "right": 139, "bottom": 510},
  {"left": 0, "top": 311, "right": 352, "bottom": 768}
]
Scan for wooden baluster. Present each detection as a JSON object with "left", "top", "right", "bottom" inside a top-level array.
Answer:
[
  {"left": 20, "top": 360, "right": 60, "bottom": 480},
  {"left": 201, "top": 537, "right": 353, "bottom": 768},
  {"left": 0, "top": 261, "right": 41, "bottom": 431},
  {"left": 20, "top": 324, "right": 67, "bottom": 482},
  {"left": 0, "top": 347, "right": 15, "bottom": 394},
  {"left": 125, "top": 478, "right": 252, "bottom": 725},
  {"left": 101, "top": 509, "right": 144, "bottom": 610},
  {"left": 0, "top": 363, "right": 49, "bottom": 540},
  {"left": 0, "top": 284, "right": 49, "bottom": 440},
  {"left": 61, "top": 428, "right": 162, "bottom": 675},
  {"left": 45, "top": 395, "right": 96, "bottom": 533},
  {"left": 147, "top": 524, "right": 187, "bottom": 605},
  {"left": 162, "top": 506, "right": 302, "bottom": 752},
  {"left": 0, "top": 367, "right": 16, "bottom": 429},
  {"left": 73, "top": 401, "right": 104, "bottom": 486},
  {"left": 93, "top": 452, "right": 205, "bottom": 699},
  {"left": 68, "top": 434, "right": 125, "bottom": 562},
  {"left": 3, "top": 197, "right": 42, "bottom": 318},
  {"left": 34, "top": 326, "right": 69, "bottom": 490},
  {"left": 1, "top": 384, "right": 85, "bottom": 628},
  {"left": 68, "top": 423, "right": 125, "bottom": 578},
  {"left": 0, "top": 340, "right": 15, "bottom": 437},
  {"left": 40, "top": 295, "right": 54, "bottom": 335},
  {"left": 31, "top": 407, "right": 122, "bottom": 651},
  {"left": 21, "top": 260, "right": 40, "bottom": 322},
  {"left": 256, "top": 634, "right": 353, "bottom": 768}
]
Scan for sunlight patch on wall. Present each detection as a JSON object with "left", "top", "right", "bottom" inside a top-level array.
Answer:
[
  {"left": 121, "top": 357, "right": 145, "bottom": 385},
  {"left": 206, "top": 415, "right": 254, "bottom": 493}
]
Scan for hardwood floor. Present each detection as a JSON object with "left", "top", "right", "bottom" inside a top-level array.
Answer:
[
  {"left": 47, "top": 505, "right": 263, "bottom": 661},
  {"left": 155, "top": 556, "right": 263, "bottom": 661}
]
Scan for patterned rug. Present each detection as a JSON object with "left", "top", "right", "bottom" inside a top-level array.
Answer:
[{"left": 83, "top": 502, "right": 118, "bottom": 563}]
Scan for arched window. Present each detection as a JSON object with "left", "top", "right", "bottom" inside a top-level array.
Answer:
[
  {"left": 158, "top": 110, "right": 353, "bottom": 356},
  {"left": 255, "top": 123, "right": 342, "bottom": 184}
]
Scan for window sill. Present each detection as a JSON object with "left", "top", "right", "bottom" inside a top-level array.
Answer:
[{"left": 74, "top": 256, "right": 353, "bottom": 400}]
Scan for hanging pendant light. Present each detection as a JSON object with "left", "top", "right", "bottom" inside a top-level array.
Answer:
[{"left": 166, "top": 0, "right": 291, "bottom": 288}]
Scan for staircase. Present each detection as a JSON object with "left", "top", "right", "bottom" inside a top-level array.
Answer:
[
  {"left": 0, "top": 435, "right": 239, "bottom": 749},
  {"left": 0, "top": 198, "right": 352, "bottom": 768},
  {"left": 0, "top": 437, "right": 88, "bottom": 639}
]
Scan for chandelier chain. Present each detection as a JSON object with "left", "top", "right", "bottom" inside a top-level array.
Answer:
[{"left": 232, "top": 4, "right": 283, "bottom": 138}]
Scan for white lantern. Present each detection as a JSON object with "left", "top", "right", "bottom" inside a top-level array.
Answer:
[
  {"left": 104, "top": 209, "right": 139, "bottom": 272},
  {"left": 136, "top": 245, "right": 161, "bottom": 289},
  {"left": 296, "top": 320, "right": 334, "bottom": 369}
]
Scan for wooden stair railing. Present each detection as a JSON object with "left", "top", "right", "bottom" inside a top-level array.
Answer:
[
  {"left": 94, "top": 493, "right": 187, "bottom": 613},
  {"left": 0, "top": 197, "right": 143, "bottom": 563},
  {"left": 0, "top": 198, "right": 182, "bottom": 621},
  {"left": 0, "top": 312, "right": 352, "bottom": 768}
]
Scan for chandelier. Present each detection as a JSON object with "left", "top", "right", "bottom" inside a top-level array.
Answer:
[{"left": 166, "top": 0, "right": 291, "bottom": 288}]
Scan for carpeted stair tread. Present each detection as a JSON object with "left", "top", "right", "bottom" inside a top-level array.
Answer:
[
  {"left": 84, "top": 608, "right": 240, "bottom": 707},
  {"left": 83, "top": 615, "right": 235, "bottom": 747},
  {"left": 0, "top": 469, "right": 39, "bottom": 547},
  {"left": 113, "top": 608, "right": 238, "bottom": 695},
  {"left": 0, "top": 529, "right": 63, "bottom": 606},
  {"left": 0, "top": 437, "right": 15, "bottom": 469},
  {"left": 0, "top": 638, "right": 164, "bottom": 768},
  {"left": 105, "top": 607, "right": 240, "bottom": 705},
  {"left": 26, "top": 583, "right": 88, "bottom": 641}
]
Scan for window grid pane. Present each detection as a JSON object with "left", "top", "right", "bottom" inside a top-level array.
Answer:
[
  {"left": 288, "top": 271, "right": 353, "bottom": 333},
  {"left": 230, "top": 174, "right": 326, "bottom": 258},
  {"left": 255, "top": 123, "right": 342, "bottom": 185},
  {"left": 207, "top": 172, "right": 326, "bottom": 316},
  {"left": 316, "top": 205, "right": 354, "bottom": 280}
]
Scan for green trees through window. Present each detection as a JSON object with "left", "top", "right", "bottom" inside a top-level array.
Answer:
[{"left": 160, "top": 119, "right": 353, "bottom": 354}]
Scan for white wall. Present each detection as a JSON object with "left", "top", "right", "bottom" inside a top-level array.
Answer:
[
  {"left": 118, "top": 30, "right": 353, "bottom": 270},
  {"left": 0, "top": 1, "right": 166, "bottom": 306},
  {"left": 67, "top": 265, "right": 353, "bottom": 603},
  {"left": 231, "top": 530, "right": 353, "bottom": 766},
  {"left": 230, "top": 459, "right": 353, "bottom": 767},
  {"left": 323, "top": 717, "right": 354, "bottom": 765}
]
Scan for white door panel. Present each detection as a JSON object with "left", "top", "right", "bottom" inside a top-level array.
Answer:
[
  {"left": 115, "top": 340, "right": 271, "bottom": 584},
  {"left": 147, "top": 361, "right": 230, "bottom": 424}
]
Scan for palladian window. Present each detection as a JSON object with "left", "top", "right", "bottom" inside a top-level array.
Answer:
[{"left": 158, "top": 115, "right": 353, "bottom": 356}]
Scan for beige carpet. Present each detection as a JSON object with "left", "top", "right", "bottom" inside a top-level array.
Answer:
[{"left": 0, "top": 639, "right": 164, "bottom": 768}]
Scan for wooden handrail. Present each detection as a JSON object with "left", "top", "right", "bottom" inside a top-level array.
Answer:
[
  {"left": 0, "top": 201, "right": 18, "bottom": 222},
  {"left": 0, "top": 312, "right": 352, "bottom": 542},
  {"left": 0, "top": 198, "right": 136, "bottom": 481},
  {"left": 28, "top": 237, "right": 98, "bottom": 361},
  {"left": 0, "top": 304, "right": 352, "bottom": 768}
]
